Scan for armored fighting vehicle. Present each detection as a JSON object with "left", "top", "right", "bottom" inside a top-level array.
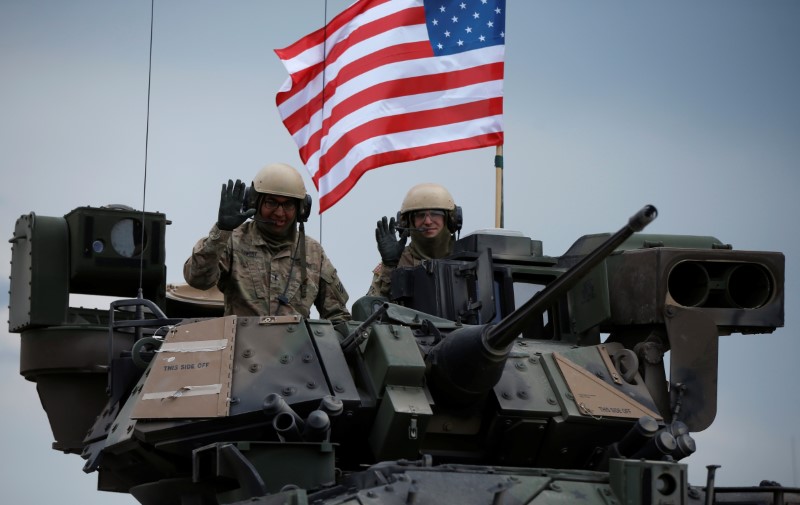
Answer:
[{"left": 9, "top": 204, "right": 797, "bottom": 504}]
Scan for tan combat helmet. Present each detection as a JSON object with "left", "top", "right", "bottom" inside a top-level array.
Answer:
[
  {"left": 252, "top": 162, "right": 307, "bottom": 199},
  {"left": 400, "top": 183, "right": 461, "bottom": 233},
  {"left": 250, "top": 162, "right": 311, "bottom": 221},
  {"left": 400, "top": 183, "right": 456, "bottom": 213}
]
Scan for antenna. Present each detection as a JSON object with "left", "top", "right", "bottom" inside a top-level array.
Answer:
[{"left": 138, "top": 0, "right": 156, "bottom": 299}]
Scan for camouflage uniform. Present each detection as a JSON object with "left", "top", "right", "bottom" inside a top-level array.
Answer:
[
  {"left": 184, "top": 221, "right": 350, "bottom": 322},
  {"left": 367, "top": 247, "right": 422, "bottom": 299}
]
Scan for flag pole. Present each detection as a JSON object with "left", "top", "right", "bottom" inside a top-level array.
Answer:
[{"left": 494, "top": 144, "right": 504, "bottom": 228}]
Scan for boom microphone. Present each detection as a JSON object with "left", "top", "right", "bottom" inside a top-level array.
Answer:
[{"left": 395, "top": 226, "right": 426, "bottom": 233}]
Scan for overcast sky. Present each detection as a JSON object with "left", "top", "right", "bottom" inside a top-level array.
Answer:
[{"left": 1, "top": 1, "right": 799, "bottom": 503}]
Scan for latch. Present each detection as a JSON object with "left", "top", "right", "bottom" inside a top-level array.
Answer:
[{"left": 408, "top": 417, "right": 418, "bottom": 440}]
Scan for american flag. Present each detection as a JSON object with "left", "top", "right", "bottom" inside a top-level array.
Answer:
[{"left": 275, "top": 0, "right": 506, "bottom": 212}]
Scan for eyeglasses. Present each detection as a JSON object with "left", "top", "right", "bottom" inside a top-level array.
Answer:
[
  {"left": 262, "top": 198, "right": 297, "bottom": 213},
  {"left": 412, "top": 209, "right": 446, "bottom": 223}
]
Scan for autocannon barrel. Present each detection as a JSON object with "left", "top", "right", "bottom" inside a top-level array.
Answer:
[
  {"left": 484, "top": 204, "right": 658, "bottom": 351},
  {"left": 426, "top": 205, "right": 657, "bottom": 407}
]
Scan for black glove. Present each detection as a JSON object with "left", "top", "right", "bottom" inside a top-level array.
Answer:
[
  {"left": 375, "top": 216, "right": 407, "bottom": 267},
  {"left": 217, "top": 179, "right": 255, "bottom": 231}
]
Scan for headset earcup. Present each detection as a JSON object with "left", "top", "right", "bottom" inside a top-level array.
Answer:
[
  {"left": 245, "top": 184, "right": 258, "bottom": 212},
  {"left": 448, "top": 206, "right": 463, "bottom": 233},
  {"left": 299, "top": 194, "right": 312, "bottom": 222}
]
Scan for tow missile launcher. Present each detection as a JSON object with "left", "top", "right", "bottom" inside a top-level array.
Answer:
[{"left": 9, "top": 204, "right": 795, "bottom": 505}]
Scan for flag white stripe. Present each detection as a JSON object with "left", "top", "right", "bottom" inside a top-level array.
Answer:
[
  {"left": 303, "top": 80, "right": 504, "bottom": 177},
  {"left": 280, "top": 0, "right": 420, "bottom": 75},
  {"left": 318, "top": 114, "right": 504, "bottom": 195}
]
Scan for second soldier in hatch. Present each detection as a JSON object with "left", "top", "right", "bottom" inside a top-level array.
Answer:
[
  {"left": 184, "top": 162, "right": 350, "bottom": 322},
  {"left": 368, "top": 183, "right": 462, "bottom": 298}
]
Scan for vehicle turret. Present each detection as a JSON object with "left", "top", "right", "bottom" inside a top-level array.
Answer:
[{"left": 424, "top": 205, "right": 657, "bottom": 408}]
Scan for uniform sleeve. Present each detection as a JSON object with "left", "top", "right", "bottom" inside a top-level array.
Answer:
[
  {"left": 315, "top": 253, "right": 351, "bottom": 322},
  {"left": 183, "top": 224, "right": 232, "bottom": 290},
  {"left": 366, "top": 263, "right": 394, "bottom": 298},
  {"left": 367, "top": 246, "right": 416, "bottom": 298}
]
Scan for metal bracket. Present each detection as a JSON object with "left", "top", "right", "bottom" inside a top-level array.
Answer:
[{"left": 259, "top": 314, "right": 302, "bottom": 325}]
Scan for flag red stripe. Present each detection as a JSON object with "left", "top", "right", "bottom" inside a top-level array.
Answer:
[
  {"left": 318, "top": 132, "right": 504, "bottom": 212},
  {"left": 275, "top": 0, "right": 392, "bottom": 62},
  {"left": 316, "top": 97, "right": 504, "bottom": 180},
  {"left": 275, "top": 61, "right": 323, "bottom": 108},
  {"left": 326, "top": 7, "right": 426, "bottom": 73}
]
